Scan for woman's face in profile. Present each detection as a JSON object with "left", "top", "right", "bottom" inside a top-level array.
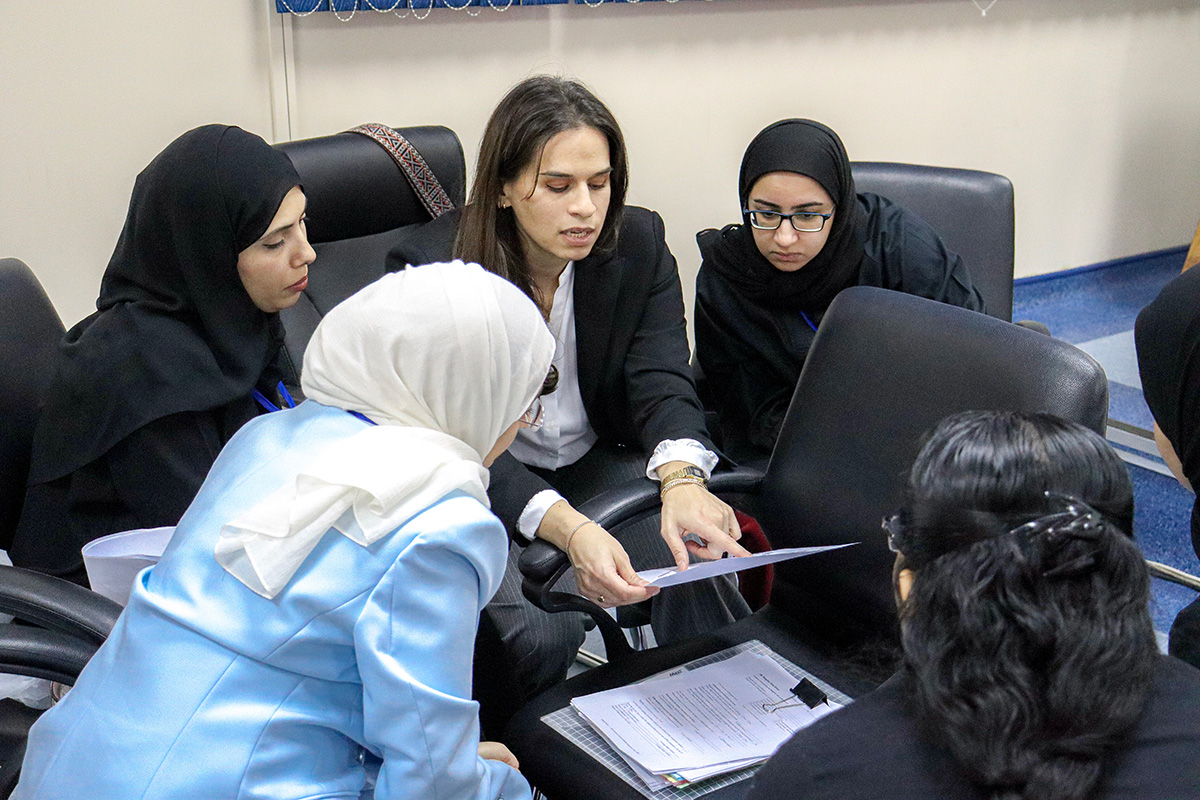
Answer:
[
  {"left": 501, "top": 125, "right": 612, "bottom": 274},
  {"left": 237, "top": 186, "right": 316, "bottom": 312},
  {"left": 746, "top": 171, "right": 835, "bottom": 273}
]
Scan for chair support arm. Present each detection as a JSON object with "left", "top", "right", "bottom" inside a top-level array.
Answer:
[
  {"left": 1147, "top": 560, "right": 1200, "bottom": 593},
  {"left": 0, "top": 623, "right": 99, "bottom": 685},
  {"left": 0, "top": 565, "right": 123, "bottom": 646},
  {"left": 516, "top": 468, "right": 766, "bottom": 664}
]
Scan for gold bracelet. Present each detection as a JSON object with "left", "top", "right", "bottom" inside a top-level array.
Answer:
[
  {"left": 660, "top": 476, "right": 707, "bottom": 499},
  {"left": 565, "top": 519, "right": 595, "bottom": 553}
]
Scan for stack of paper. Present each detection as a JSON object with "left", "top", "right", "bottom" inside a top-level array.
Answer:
[{"left": 569, "top": 651, "right": 841, "bottom": 791}]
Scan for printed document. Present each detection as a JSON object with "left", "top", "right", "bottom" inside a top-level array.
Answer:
[{"left": 570, "top": 650, "right": 839, "bottom": 774}]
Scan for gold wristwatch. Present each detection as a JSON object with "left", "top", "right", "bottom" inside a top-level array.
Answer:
[{"left": 660, "top": 465, "right": 708, "bottom": 486}]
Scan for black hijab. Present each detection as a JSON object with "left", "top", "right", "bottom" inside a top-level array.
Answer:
[
  {"left": 1136, "top": 266, "right": 1200, "bottom": 554},
  {"left": 700, "top": 119, "right": 867, "bottom": 312},
  {"left": 27, "top": 125, "right": 301, "bottom": 483}
]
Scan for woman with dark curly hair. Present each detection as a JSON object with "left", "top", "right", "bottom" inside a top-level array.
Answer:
[{"left": 748, "top": 411, "right": 1200, "bottom": 800}]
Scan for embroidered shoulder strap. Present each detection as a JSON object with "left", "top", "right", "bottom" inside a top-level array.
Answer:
[{"left": 347, "top": 123, "right": 455, "bottom": 219}]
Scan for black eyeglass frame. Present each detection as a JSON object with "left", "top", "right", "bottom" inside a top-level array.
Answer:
[{"left": 743, "top": 208, "right": 834, "bottom": 232}]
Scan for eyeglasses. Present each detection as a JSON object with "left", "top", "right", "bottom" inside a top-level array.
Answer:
[
  {"left": 519, "top": 365, "right": 559, "bottom": 431},
  {"left": 744, "top": 209, "right": 833, "bottom": 233},
  {"left": 881, "top": 513, "right": 904, "bottom": 553},
  {"left": 520, "top": 395, "right": 545, "bottom": 430}
]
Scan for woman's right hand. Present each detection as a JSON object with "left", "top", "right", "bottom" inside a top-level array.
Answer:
[
  {"left": 538, "top": 501, "right": 660, "bottom": 608},
  {"left": 478, "top": 741, "right": 520, "bottom": 769}
]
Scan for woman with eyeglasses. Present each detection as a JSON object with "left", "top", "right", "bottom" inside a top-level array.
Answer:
[
  {"left": 16, "top": 262, "right": 550, "bottom": 800},
  {"left": 695, "top": 119, "right": 984, "bottom": 460},
  {"left": 387, "top": 75, "right": 751, "bottom": 700},
  {"left": 747, "top": 410, "right": 1200, "bottom": 800}
]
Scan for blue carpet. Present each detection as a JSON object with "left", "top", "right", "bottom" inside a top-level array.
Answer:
[
  {"left": 1013, "top": 245, "right": 1197, "bottom": 639},
  {"left": 1013, "top": 247, "right": 1187, "bottom": 346},
  {"left": 1130, "top": 464, "right": 1199, "bottom": 633}
]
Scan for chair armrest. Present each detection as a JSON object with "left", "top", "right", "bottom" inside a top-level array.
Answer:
[
  {"left": 517, "top": 468, "right": 766, "bottom": 665},
  {"left": 0, "top": 623, "right": 99, "bottom": 685},
  {"left": 0, "top": 565, "right": 123, "bottom": 646}
]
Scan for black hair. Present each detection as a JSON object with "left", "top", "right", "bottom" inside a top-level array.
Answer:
[
  {"left": 454, "top": 75, "right": 628, "bottom": 310},
  {"left": 892, "top": 410, "right": 1156, "bottom": 800}
]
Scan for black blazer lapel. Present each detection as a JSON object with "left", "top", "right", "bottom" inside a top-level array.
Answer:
[{"left": 572, "top": 249, "right": 622, "bottom": 416}]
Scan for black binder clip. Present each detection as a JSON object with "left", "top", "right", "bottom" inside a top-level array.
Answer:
[{"left": 762, "top": 678, "right": 828, "bottom": 713}]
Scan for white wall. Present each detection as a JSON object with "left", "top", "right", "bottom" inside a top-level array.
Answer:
[
  {"left": 1, "top": 1, "right": 277, "bottom": 326},
  {"left": 4, "top": 0, "right": 1199, "bottom": 327}
]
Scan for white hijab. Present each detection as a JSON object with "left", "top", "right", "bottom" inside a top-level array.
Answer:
[{"left": 215, "top": 261, "right": 555, "bottom": 598}]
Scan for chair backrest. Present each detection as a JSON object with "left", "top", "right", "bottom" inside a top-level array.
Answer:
[
  {"left": 0, "top": 259, "right": 65, "bottom": 551},
  {"left": 756, "top": 286, "right": 1107, "bottom": 641},
  {"left": 851, "top": 161, "right": 1015, "bottom": 322},
  {"left": 274, "top": 125, "right": 466, "bottom": 366}
]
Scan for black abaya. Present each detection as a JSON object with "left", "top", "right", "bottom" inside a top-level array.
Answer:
[
  {"left": 695, "top": 120, "right": 984, "bottom": 458},
  {"left": 11, "top": 125, "right": 300, "bottom": 584},
  {"left": 1136, "top": 265, "right": 1200, "bottom": 667}
]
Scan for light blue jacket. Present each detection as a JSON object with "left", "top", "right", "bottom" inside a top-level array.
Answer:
[{"left": 16, "top": 401, "right": 531, "bottom": 800}]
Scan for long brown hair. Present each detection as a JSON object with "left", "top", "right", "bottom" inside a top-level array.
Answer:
[{"left": 454, "top": 75, "right": 628, "bottom": 307}]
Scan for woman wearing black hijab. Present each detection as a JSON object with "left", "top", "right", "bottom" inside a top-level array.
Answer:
[
  {"left": 1135, "top": 266, "right": 1200, "bottom": 668},
  {"left": 10, "top": 125, "right": 314, "bottom": 586},
  {"left": 695, "top": 119, "right": 985, "bottom": 459}
]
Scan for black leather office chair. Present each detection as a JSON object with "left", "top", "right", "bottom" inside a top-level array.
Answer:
[
  {"left": 0, "top": 260, "right": 65, "bottom": 554},
  {"left": 851, "top": 161, "right": 1015, "bottom": 322},
  {"left": 0, "top": 258, "right": 124, "bottom": 797},
  {"left": 274, "top": 125, "right": 466, "bottom": 367},
  {"left": 0, "top": 567, "right": 123, "bottom": 798},
  {"left": 509, "top": 286, "right": 1108, "bottom": 800}
]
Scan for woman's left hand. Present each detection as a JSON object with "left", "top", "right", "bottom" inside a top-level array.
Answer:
[
  {"left": 479, "top": 741, "right": 520, "bottom": 769},
  {"left": 658, "top": 480, "right": 751, "bottom": 570}
]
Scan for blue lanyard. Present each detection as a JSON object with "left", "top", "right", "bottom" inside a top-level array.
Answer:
[
  {"left": 252, "top": 381, "right": 296, "bottom": 413},
  {"left": 252, "top": 381, "right": 375, "bottom": 426},
  {"left": 801, "top": 311, "right": 819, "bottom": 333}
]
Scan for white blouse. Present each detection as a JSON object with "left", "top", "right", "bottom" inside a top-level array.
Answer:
[{"left": 510, "top": 262, "right": 717, "bottom": 540}]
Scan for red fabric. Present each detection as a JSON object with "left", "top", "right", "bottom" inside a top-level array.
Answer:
[{"left": 735, "top": 510, "right": 773, "bottom": 610}]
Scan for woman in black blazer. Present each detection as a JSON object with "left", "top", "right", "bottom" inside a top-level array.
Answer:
[{"left": 387, "top": 75, "right": 751, "bottom": 697}]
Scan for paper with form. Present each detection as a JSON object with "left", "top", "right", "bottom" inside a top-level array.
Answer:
[
  {"left": 570, "top": 650, "right": 839, "bottom": 774},
  {"left": 635, "top": 543, "right": 855, "bottom": 588}
]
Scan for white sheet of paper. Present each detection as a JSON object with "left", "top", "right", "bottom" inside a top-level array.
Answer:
[
  {"left": 636, "top": 543, "right": 856, "bottom": 588},
  {"left": 570, "top": 650, "right": 839, "bottom": 774}
]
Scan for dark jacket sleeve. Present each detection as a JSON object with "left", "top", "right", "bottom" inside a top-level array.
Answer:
[
  {"left": 486, "top": 451, "right": 556, "bottom": 538},
  {"left": 104, "top": 409, "right": 229, "bottom": 525},
  {"left": 384, "top": 209, "right": 459, "bottom": 271},
  {"left": 862, "top": 196, "right": 986, "bottom": 314},
  {"left": 695, "top": 264, "right": 800, "bottom": 458},
  {"left": 620, "top": 210, "right": 717, "bottom": 456}
]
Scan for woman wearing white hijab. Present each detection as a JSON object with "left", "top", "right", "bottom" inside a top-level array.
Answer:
[{"left": 15, "top": 261, "right": 553, "bottom": 800}]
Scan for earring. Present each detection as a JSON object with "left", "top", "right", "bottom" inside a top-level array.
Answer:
[{"left": 499, "top": 199, "right": 510, "bottom": 209}]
